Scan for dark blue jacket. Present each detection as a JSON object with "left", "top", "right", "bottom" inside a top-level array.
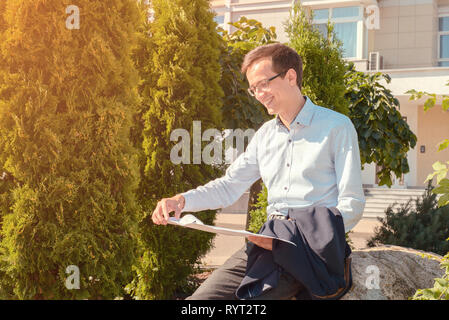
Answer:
[{"left": 235, "top": 207, "right": 352, "bottom": 300}]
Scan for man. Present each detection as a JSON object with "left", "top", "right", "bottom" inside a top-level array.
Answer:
[{"left": 152, "top": 43, "right": 365, "bottom": 299}]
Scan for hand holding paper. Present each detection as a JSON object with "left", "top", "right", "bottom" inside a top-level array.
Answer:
[{"left": 152, "top": 194, "right": 185, "bottom": 225}]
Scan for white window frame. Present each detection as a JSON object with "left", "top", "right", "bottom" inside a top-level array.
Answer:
[
  {"left": 438, "top": 14, "right": 449, "bottom": 66},
  {"left": 311, "top": 5, "right": 364, "bottom": 60}
]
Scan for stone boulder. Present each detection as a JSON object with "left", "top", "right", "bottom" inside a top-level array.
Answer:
[{"left": 341, "top": 245, "right": 444, "bottom": 300}]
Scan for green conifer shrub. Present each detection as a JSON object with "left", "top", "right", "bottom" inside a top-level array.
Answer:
[
  {"left": 127, "top": 0, "right": 224, "bottom": 299},
  {"left": 367, "top": 183, "right": 449, "bottom": 256},
  {"left": 0, "top": 0, "right": 141, "bottom": 299}
]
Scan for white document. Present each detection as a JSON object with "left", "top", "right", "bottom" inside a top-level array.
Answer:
[{"left": 168, "top": 214, "right": 296, "bottom": 246}]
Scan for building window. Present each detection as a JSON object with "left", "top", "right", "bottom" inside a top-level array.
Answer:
[
  {"left": 312, "top": 6, "right": 362, "bottom": 59},
  {"left": 438, "top": 15, "right": 449, "bottom": 66},
  {"left": 214, "top": 15, "right": 225, "bottom": 27}
]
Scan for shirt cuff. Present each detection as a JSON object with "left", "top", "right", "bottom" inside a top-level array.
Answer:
[{"left": 180, "top": 190, "right": 196, "bottom": 213}]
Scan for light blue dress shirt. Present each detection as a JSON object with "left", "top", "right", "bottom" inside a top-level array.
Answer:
[{"left": 181, "top": 97, "right": 365, "bottom": 233}]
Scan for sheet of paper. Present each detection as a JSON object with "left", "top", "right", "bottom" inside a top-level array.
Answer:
[{"left": 167, "top": 214, "right": 296, "bottom": 246}]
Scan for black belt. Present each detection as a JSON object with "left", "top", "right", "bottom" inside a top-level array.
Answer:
[{"left": 268, "top": 214, "right": 288, "bottom": 221}]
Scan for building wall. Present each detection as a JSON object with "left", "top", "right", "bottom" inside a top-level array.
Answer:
[
  {"left": 417, "top": 103, "right": 449, "bottom": 186},
  {"left": 374, "top": 0, "right": 438, "bottom": 69}
]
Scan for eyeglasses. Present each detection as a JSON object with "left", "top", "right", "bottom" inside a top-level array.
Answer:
[{"left": 247, "top": 71, "right": 286, "bottom": 97}]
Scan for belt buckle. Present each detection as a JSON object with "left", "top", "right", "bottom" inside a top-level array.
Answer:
[{"left": 269, "top": 214, "right": 287, "bottom": 221}]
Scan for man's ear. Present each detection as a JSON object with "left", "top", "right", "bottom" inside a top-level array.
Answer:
[{"left": 286, "top": 68, "right": 297, "bottom": 87}]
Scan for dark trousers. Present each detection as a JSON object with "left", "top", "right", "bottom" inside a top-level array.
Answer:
[{"left": 186, "top": 244, "right": 304, "bottom": 300}]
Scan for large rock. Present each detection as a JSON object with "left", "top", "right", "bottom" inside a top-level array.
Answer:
[{"left": 341, "top": 245, "right": 444, "bottom": 300}]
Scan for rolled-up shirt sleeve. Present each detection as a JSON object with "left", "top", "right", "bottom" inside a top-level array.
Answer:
[
  {"left": 333, "top": 118, "right": 366, "bottom": 233},
  {"left": 181, "top": 130, "right": 261, "bottom": 213}
]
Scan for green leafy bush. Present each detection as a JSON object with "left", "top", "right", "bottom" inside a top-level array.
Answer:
[
  {"left": 345, "top": 64, "right": 417, "bottom": 187},
  {"left": 367, "top": 184, "right": 449, "bottom": 256}
]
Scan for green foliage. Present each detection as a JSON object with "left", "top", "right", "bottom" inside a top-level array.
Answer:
[
  {"left": 0, "top": 0, "right": 141, "bottom": 299},
  {"left": 426, "top": 161, "right": 449, "bottom": 207},
  {"left": 218, "top": 16, "right": 274, "bottom": 130},
  {"left": 285, "top": 3, "right": 349, "bottom": 115},
  {"left": 367, "top": 183, "right": 449, "bottom": 256},
  {"left": 222, "top": 16, "right": 277, "bottom": 53},
  {"left": 247, "top": 184, "right": 268, "bottom": 234},
  {"left": 127, "top": 0, "right": 224, "bottom": 299},
  {"left": 406, "top": 82, "right": 449, "bottom": 112},
  {"left": 345, "top": 63, "right": 417, "bottom": 187},
  {"left": 412, "top": 249, "right": 449, "bottom": 300}
]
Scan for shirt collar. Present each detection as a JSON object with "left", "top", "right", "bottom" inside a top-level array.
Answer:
[{"left": 275, "top": 96, "right": 315, "bottom": 128}]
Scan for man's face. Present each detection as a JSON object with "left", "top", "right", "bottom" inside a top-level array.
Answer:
[{"left": 246, "top": 58, "right": 292, "bottom": 115}]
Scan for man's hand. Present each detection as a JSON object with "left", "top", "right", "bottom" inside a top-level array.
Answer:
[
  {"left": 152, "top": 194, "right": 185, "bottom": 225},
  {"left": 247, "top": 236, "right": 273, "bottom": 251}
]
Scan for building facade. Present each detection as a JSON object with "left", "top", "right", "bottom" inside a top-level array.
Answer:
[{"left": 211, "top": 0, "right": 449, "bottom": 188}]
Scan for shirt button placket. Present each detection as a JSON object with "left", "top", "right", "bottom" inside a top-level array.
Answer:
[{"left": 285, "top": 133, "right": 294, "bottom": 195}]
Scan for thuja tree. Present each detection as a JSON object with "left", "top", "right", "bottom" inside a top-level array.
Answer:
[
  {"left": 0, "top": 0, "right": 9, "bottom": 224},
  {"left": 0, "top": 0, "right": 5, "bottom": 39},
  {"left": 0, "top": 0, "right": 15, "bottom": 299},
  {"left": 0, "top": 0, "right": 141, "bottom": 299},
  {"left": 127, "top": 0, "right": 224, "bottom": 299}
]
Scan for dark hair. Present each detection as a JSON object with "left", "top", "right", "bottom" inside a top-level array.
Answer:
[{"left": 241, "top": 43, "right": 303, "bottom": 89}]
